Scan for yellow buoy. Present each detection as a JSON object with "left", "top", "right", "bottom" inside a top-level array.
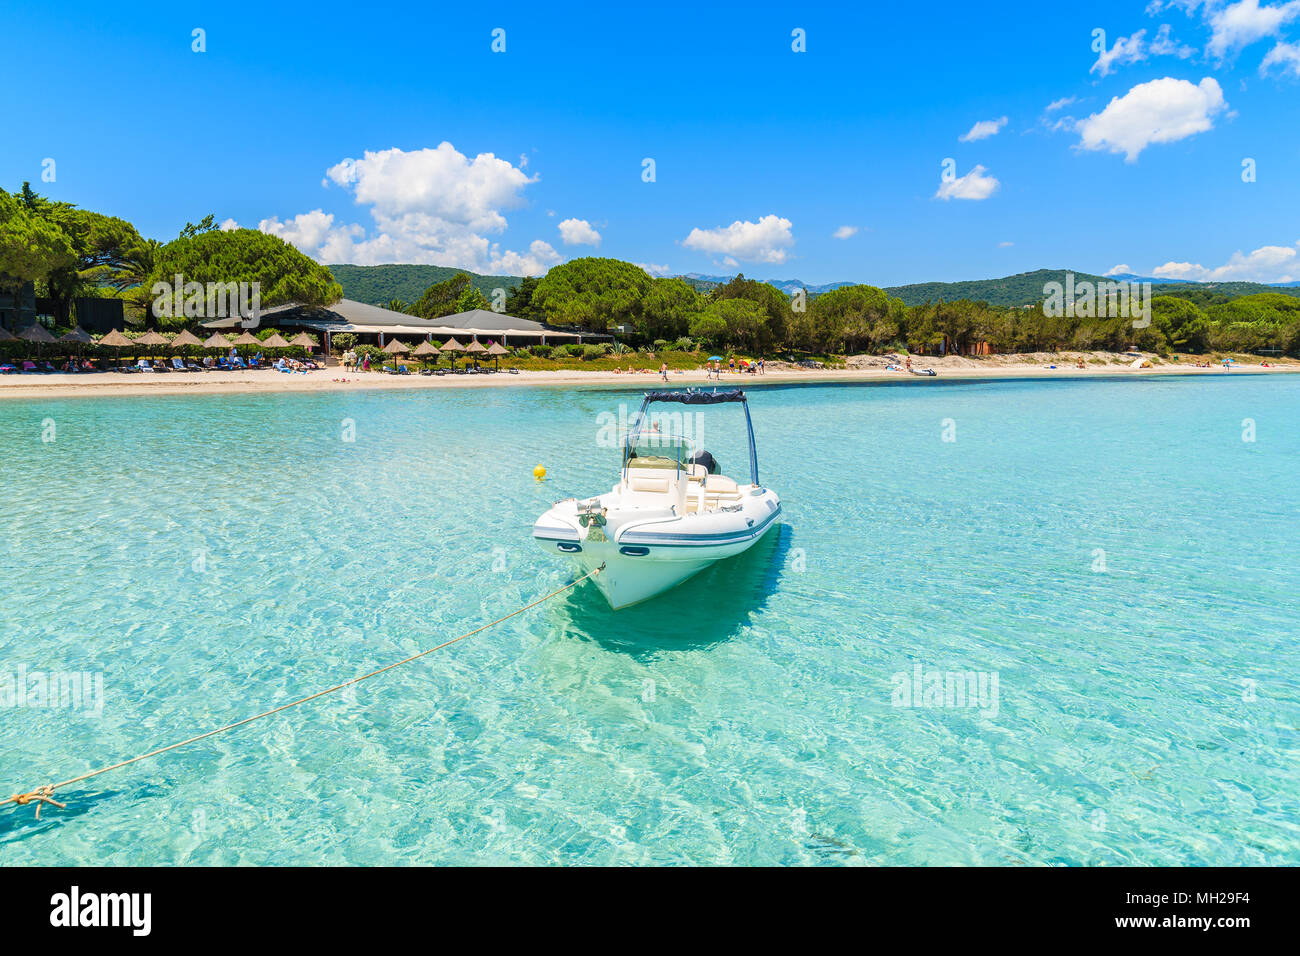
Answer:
[{"left": 533, "top": 464, "right": 547, "bottom": 481}]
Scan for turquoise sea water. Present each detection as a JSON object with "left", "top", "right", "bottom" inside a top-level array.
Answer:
[{"left": 1, "top": 375, "right": 1297, "bottom": 865}]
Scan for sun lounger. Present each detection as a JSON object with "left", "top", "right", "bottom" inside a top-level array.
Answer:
[{"left": 0, "top": 364, "right": 17, "bottom": 374}]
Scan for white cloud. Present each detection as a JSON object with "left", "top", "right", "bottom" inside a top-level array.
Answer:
[
  {"left": 959, "top": 117, "right": 1008, "bottom": 142},
  {"left": 636, "top": 262, "right": 672, "bottom": 277},
  {"left": 1149, "top": 23, "right": 1196, "bottom": 58},
  {"left": 682, "top": 214, "right": 794, "bottom": 264},
  {"left": 1104, "top": 263, "right": 1133, "bottom": 275},
  {"left": 259, "top": 209, "right": 340, "bottom": 250},
  {"left": 1092, "top": 31, "right": 1149, "bottom": 77},
  {"left": 1075, "top": 77, "right": 1226, "bottom": 161},
  {"left": 1151, "top": 241, "right": 1300, "bottom": 281},
  {"left": 1261, "top": 39, "right": 1300, "bottom": 74},
  {"left": 1045, "top": 97, "right": 1078, "bottom": 112},
  {"left": 262, "top": 143, "right": 562, "bottom": 275},
  {"left": 557, "top": 218, "right": 601, "bottom": 246},
  {"left": 832, "top": 225, "right": 859, "bottom": 239},
  {"left": 998, "top": 241, "right": 1015, "bottom": 248},
  {"left": 1208, "top": 0, "right": 1300, "bottom": 59},
  {"left": 219, "top": 218, "right": 239, "bottom": 231},
  {"left": 934, "top": 165, "right": 1000, "bottom": 201}
]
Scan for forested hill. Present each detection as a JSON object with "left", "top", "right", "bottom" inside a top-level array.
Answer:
[
  {"left": 883, "top": 270, "right": 1300, "bottom": 308},
  {"left": 327, "top": 264, "right": 521, "bottom": 305},
  {"left": 327, "top": 263, "right": 1300, "bottom": 310}
]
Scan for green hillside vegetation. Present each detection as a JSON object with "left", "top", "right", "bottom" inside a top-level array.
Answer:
[
  {"left": 327, "top": 263, "right": 519, "bottom": 306},
  {"left": 5, "top": 187, "right": 1297, "bottom": 357}
]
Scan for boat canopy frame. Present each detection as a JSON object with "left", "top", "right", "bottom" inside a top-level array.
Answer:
[{"left": 624, "top": 389, "right": 760, "bottom": 485}]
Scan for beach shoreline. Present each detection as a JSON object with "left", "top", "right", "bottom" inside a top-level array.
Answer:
[{"left": 1, "top": 355, "right": 1295, "bottom": 400}]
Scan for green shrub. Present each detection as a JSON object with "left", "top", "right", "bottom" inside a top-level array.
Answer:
[
  {"left": 582, "top": 344, "right": 606, "bottom": 360},
  {"left": 549, "top": 345, "right": 570, "bottom": 361}
]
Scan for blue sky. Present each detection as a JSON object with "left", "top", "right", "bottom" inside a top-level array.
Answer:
[{"left": 4, "top": 0, "right": 1300, "bottom": 285}]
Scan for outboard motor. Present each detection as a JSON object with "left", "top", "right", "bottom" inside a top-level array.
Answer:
[{"left": 689, "top": 449, "right": 720, "bottom": 475}]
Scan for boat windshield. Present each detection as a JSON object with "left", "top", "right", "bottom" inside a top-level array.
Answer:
[{"left": 624, "top": 433, "right": 694, "bottom": 472}]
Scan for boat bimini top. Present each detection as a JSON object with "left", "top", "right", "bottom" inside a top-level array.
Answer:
[{"left": 624, "top": 389, "right": 760, "bottom": 486}]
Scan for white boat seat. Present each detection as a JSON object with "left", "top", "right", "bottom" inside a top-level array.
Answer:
[
  {"left": 703, "top": 475, "right": 738, "bottom": 494},
  {"left": 627, "top": 474, "right": 671, "bottom": 494}
]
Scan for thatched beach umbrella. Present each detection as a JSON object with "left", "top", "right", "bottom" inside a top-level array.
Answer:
[
  {"left": 486, "top": 340, "right": 508, "bottom": 371},
  {"left": 464, "top": 337, "right": 487, "bottom": 371},
  {"left": 260, "top": 332, "right": 290, "bottom": 349},
  {"left": 168, "top": 329, "right": 204, "bottom": 367},
  {"left": 202, "top": 332, "right": 230, "bottom": 350},
  {"left": 133, "top": 330, "right": 169, "bottom": 366},
  {"left": 440, "top": 336, "right": 464, "bottom": 369},
  {"left": 412, "top": 340, "right": 440, "bottom": 358},
  {"left": 98, "top": 329, "right": 131, "bottom": 368},
  {"left": 18, "top": 324, "right": 57, "bottom": 364},
  {"left": 231, "top": 331, "right": 260, "bottom": 356},
  {"left": 170, "top": 329, "right": 204, "bottom": 348},
  {"left": 59, "top": 326, "right": 94, "bottom": 368},
  {"left": 288, "top": 332, "right": 316, "bottom": 350},
  {"left": 383, "top": 338, "right": 410, "bottom": 370}
]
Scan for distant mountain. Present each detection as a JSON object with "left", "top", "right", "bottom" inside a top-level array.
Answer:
[
  {"left": 678, "top": 272, "right": 854, "bottom": 295},
  {"left": 327, "top": 264, "right": 520, "bottom": 306},
  {"left": 326, "top": 263, "right": 1300, "bottom": 312}
]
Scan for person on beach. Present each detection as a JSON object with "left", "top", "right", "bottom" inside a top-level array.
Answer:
[
  {"left": 362, "top": 353, "right": 370, "bottom": 372},
  {"left": 660, "top": 363, "right": 668, "bottom": 382}
]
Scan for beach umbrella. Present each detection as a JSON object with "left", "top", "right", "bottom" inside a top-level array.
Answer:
[
  {"left": 412, "top": 340, "right": 440, "bottom": 367},
  {"left": 260, "top": 332, "right": 290, "bottom": 349},
  {"left": 18, "top": 324, "right": 57, "bottom": 364},
  {"left": 230, "top": 331, "right": 260, "bottom": 355},
  {"left": 59, "top": 326, "right": 94, "bottom": 369},
  {"left": 202, "top": 332, "right": 230, "bottom": 350},
  {"left": 0, "top": 326, "right": 14, "bottom": 343},
  {"left": 133, "top": 330, "right": 169, "bottom": 364},
  {"left": 463, "top": 337, "right": 487, "bottom": 369},
  {"left": 440, "top": 336, "right": 464, "bottom": 369},
  {"left": 97, "top": 329, "right": 131, "bottom": 368},
  {"left": 170, "top": 329, "right": 204, "bottom": 348},
  {"left": 383, "top": 338, "right": 410, "bottom": 370},
  {"left": 486, "top": 340, "right": 508, "bottom": 370},
  {"left": 18, "top": 324, "right": 56, "bottom": 344},
  {"left": 288, "top": 332, "right": 316, "bottom": 350},
  {"left": 168, "top": 329, "right": 204, "bottom": 366}
]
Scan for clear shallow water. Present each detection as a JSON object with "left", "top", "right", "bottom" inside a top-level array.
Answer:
[{"left": 1, "top": 375, "right": 1297, "bottom": 865}]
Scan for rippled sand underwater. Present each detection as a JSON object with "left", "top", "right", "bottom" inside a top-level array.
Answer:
[{"left": 1, "top": 375, "right": 1297, "bottom": 865}]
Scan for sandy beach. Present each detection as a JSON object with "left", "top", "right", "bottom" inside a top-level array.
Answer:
[{"left": 1, "top": 352, "right": 1295, "bottom": 400}]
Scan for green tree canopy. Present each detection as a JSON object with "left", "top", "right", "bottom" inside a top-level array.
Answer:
[
  {"left": 642, "top": 277, "right": 703, "bottom": 340},
  {"left": 0, "top": 188, "right": 76, "bottom": 311},
  {"left": 412, "top": 272, "right": 473, "bottom": 319},
  {"left": 708, "top": 274, "right": 791, "bottom": 348},
  {"left": 532, "top": 257, "right": 652, "bottom": 333},
  {"left": 145, "top": 228, "right": 341, "bottom": 327}
]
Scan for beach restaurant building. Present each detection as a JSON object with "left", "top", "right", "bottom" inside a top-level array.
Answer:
[{"left": 203, "top": 299, "right": 609, "bottom": 351}]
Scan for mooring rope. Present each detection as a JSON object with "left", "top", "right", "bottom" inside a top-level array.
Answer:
[{"left": 3, "top": 565, "right": 603, "bottom": 819}]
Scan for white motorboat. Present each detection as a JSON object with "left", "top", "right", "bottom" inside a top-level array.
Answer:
[{"left": 533, "top": 389, "right": 781, "bottom": 609}]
